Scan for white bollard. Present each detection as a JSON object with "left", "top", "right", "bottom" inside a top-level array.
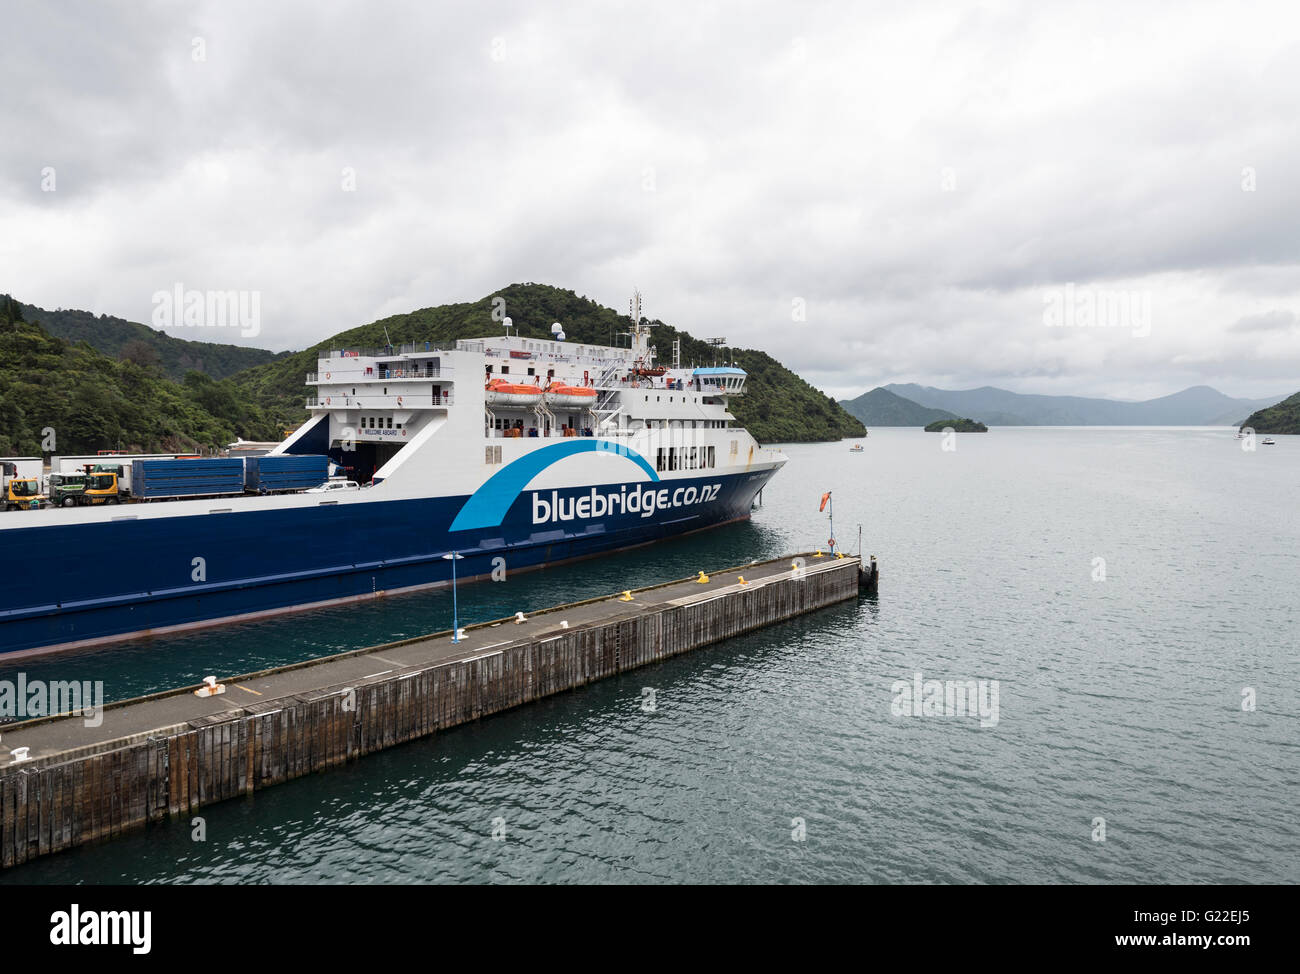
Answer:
[{"left": 195, "top": 675, "right": 227, "bottom": 698}]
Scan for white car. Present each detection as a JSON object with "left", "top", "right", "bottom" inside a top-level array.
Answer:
[{"left": 305, "top": 480, "right": 361, "bottom": 493}]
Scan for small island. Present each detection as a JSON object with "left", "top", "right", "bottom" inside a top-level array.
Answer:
[{"left": 924, "top": 417, "right": 988, "bottom": 432}]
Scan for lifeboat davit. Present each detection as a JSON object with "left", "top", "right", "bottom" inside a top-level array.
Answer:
[
  {"left": 485, "top": 378, "right": 543, "bottom": 406},
  {"left": 544, "top": 382, "right": 598, "bottom": 407}
]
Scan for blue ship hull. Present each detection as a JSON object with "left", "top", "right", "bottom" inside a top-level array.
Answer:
[{"left": 0, "top": 469, "right": 774, "bottom": 656}]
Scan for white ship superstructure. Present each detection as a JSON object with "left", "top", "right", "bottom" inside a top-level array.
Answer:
[{"left": 290, "top": 292, "right": 776, "bottom": 505}]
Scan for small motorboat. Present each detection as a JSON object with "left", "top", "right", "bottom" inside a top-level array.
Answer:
[
  {"left": 1262, "top": 437, "right": 1276, "bottom": 445},
  {"left": 849, "top": 443, "right": 865, "bottom": 453}
]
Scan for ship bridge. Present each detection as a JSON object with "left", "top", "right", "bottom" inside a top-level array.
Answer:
[{"left": 690, "top": 367, "right": 747, "bottom": 396}]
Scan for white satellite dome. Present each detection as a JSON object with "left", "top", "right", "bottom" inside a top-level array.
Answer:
[{"left": 551, "top": 322, "right": 563, "bottom": 335}]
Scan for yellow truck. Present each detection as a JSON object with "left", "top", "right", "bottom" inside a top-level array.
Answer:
[
  {"left": 1, "top": 462, "right": 47, "bottom": 511},
  {"left": 80, "top": 467, "right": 127, "bottom": 505}
]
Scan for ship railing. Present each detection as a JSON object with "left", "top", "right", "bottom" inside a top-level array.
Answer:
[
  {"left": 456, "top": 338, "right": 639, "bottom": 366},
  {"left": 483, "top": 351, "right": 634, "bottom": 367},
  {"left": 308, "top": 392, "right": 455, "bottom": 409},
  {"left": 487, "top": 426, "right": 597, "bottom": 439},
  {"left": 375, "top": 366, "right": 450, "bottom": 380},
  {"left": 308, "top": 366, "right": 453, "bottom": 383},
  {"left": 324, "top": 342, "right": 453, "bottom": 359}
]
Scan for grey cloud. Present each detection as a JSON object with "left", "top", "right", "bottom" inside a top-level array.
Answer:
[
  {"left": 1230, "top": 309, "right": 1296, "bottom": 332},
  {"left": 2, "top": 0, "right": 1298, "bottom": 402}
]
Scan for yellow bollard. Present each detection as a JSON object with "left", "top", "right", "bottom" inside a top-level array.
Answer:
[
  {"left": 619, "top": 590, "right": 633, "bottom": 602},
  {"left": 813, "top": 549, "right": 824, "bottom": 558},
  {"left": 697, "top": 571, "right": 709, "bottom": 584},
  {"left": 836, "top": 551, "right": 845, "bottom": 559},
  {"left": 738, "top": 576, "right": 748, "bottom": 585}
]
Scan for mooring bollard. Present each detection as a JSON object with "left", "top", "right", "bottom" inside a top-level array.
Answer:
[{"left": 194, "top": 676, "right": 226, "bottom": 698}]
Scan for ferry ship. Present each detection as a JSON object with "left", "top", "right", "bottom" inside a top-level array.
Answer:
[{"left": 0, "top": 294, "right": 786, "bottom": 656}]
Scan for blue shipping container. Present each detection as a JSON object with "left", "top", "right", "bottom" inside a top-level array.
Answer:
[
  {"left": 131, "top": 458, "right": 246, "bottom": 499},
  {"left": 244, "top": 455, "right": 330, "bottom": 492}
]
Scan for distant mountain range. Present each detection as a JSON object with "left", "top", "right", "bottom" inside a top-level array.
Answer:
[
  {"left": 840, "top": 383, "right": 1289, "bottom": 427},
  {"left": 20, "top": 302, "right": 285, "bottom": 382}
]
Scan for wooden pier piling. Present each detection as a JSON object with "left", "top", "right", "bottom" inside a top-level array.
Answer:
[{"left": 0, "top": 553, "right": 862, "bottom": 868}]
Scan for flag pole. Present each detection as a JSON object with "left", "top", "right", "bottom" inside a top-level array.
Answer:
[{"left": 818, "top": 490, "right": 837, "bottom": 554}]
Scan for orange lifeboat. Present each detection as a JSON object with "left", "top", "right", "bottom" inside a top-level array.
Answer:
[
  {"left": 544, "top": 382, "right": 598, "bottom": 407},
  {"left": 485, "top": 378, "right": 543, "bottom": 405}
]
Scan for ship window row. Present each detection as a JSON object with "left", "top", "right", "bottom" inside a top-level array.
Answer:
[
  {"left": 655, "top": 446, "right": 716, "bottom": 472},
  {"left": 486, "top": 365, "right": 558, "bottom": 378},
  {"left": 635, "top": 420, "right": 728, "bottom": 429},
  {"left": 362, "top": 416, "right": 399, "bottom": 429}
]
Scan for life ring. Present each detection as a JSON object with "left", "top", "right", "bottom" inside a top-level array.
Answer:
[{"left": 397, "top": 396, "right": 403, "bottom": 407}]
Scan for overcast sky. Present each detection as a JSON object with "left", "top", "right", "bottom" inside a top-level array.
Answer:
[{"left": 4, "top": 0, "right": 1299, "bottom": 400}]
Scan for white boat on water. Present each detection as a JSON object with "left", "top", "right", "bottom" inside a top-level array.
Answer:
[{"left": 849, "top": 443, "right": 864, "bottom": 453}]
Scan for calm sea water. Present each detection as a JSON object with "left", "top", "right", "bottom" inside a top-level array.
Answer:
[{"left": 3, "top": 428, "right": 1296, "bottom": 884}]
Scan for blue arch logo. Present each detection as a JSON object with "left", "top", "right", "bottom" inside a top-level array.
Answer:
[{"left": 450, "top": 439, "right": 660, "bottom": 532}]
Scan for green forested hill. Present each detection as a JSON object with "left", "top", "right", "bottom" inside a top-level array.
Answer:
[
  {"left": 0, "top": 295, "right": 281, "bottom": 455},
  {"left": 0, "top": 284, "right": 860, "bottom": 453},
  {"left": 21, "top": 302, "right": 284, "bottom": 382},
  {"left": 1240, "top": 391, "right": 1300, "bottom": 434},
  {"left": 232, "top": 283, "right": 864, "bottom": 443}
]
